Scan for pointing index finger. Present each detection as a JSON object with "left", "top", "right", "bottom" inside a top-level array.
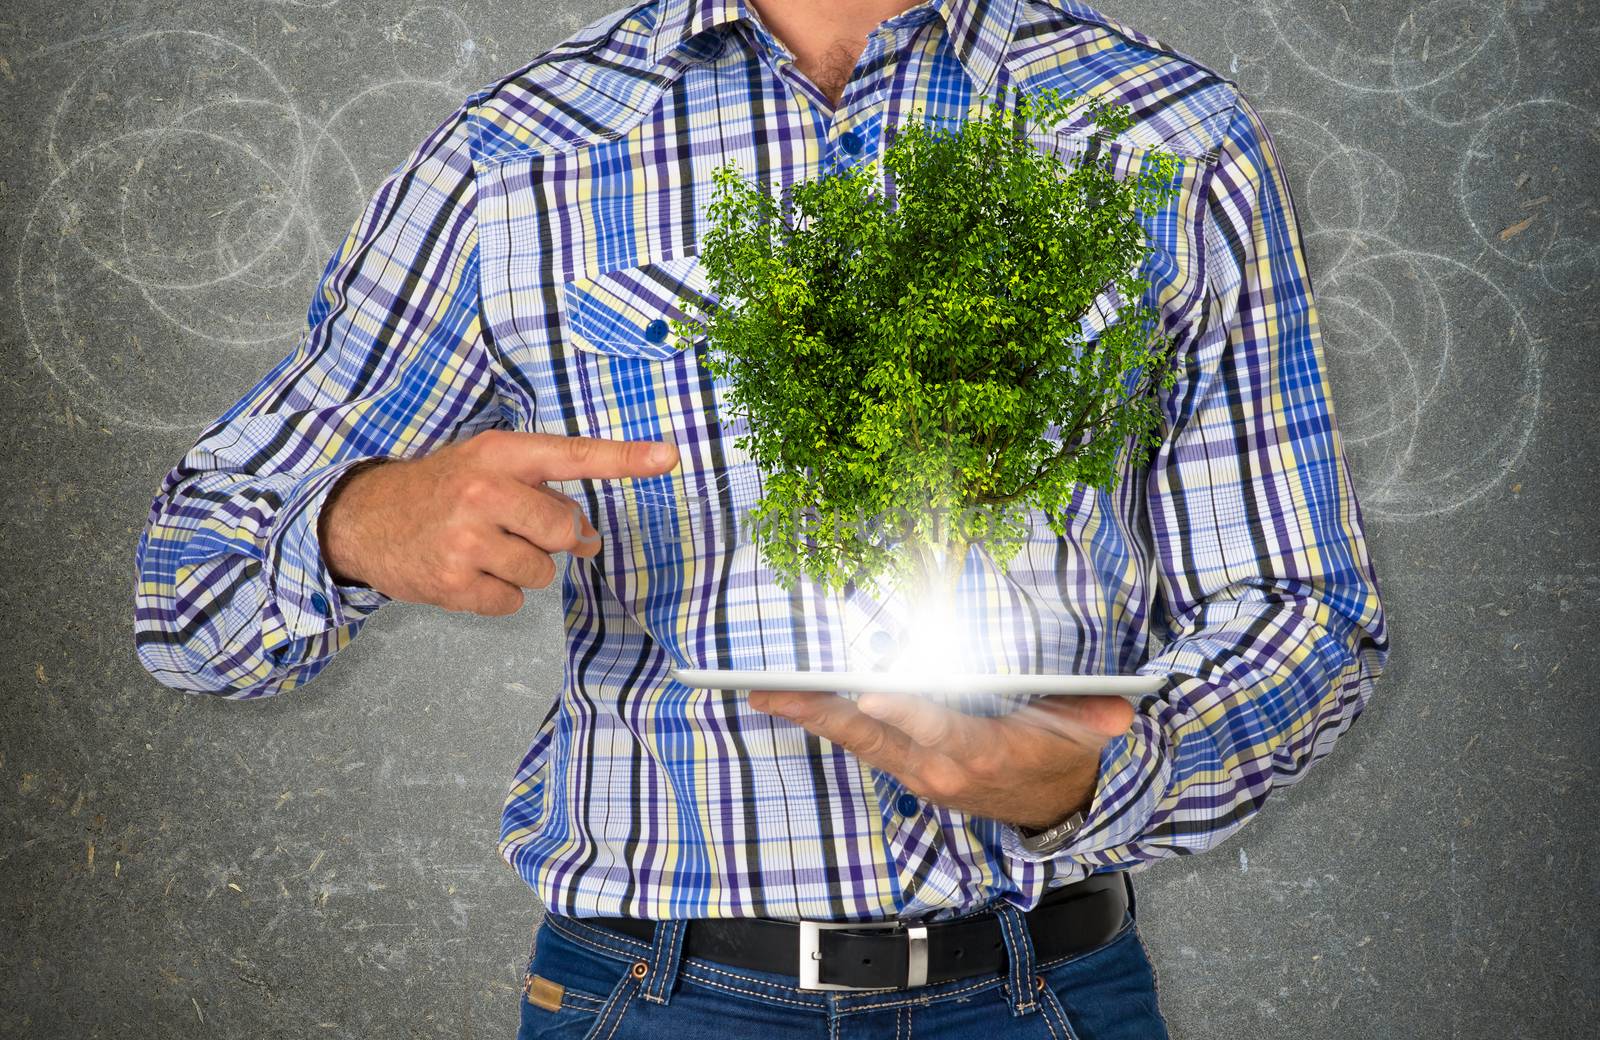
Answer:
[{"left": 499, "top": 432, "right": 680, "bottom": 485}]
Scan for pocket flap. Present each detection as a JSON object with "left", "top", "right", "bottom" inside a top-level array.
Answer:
[{"left": 563, "top": 255, "right": 715, "bottom": 359}]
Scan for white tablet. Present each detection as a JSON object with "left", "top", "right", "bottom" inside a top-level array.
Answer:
[{"left": 670, "top": 667, "right": 1166, "bottom": 698}]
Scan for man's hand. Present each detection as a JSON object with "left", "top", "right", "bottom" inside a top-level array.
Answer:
[
  {"left": 747, "top": 689, "right": 1135, "bottom": 830},
  {"left": 319, "top": 429, "right": 679, "bottom": 615}
]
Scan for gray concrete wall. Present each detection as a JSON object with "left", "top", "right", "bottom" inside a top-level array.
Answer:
[{"left": 2, "top": 1, "right": 1594, "bottom": 1036}]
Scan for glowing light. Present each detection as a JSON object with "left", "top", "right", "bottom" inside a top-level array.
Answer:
[{"left": 879, "top": 588, "right": 967, "bottom": 681}]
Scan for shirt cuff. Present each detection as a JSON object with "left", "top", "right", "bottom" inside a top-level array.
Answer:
[
  {"left": 265, "top": 457, "right": 393, "bottom": 641},
  {"left": 1000, "top": 708, "right": 1174, "bottom": 866}
]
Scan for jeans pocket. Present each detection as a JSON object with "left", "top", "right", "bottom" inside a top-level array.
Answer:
[
  {"left": 1036, "top": 921, "right": 1169, "bottom": 1040},
  {"left": 518, "top": 987, "right": 612, "bottom": 1040},
  {"left": 1034, "top": 988, "right": 1084, "bottom": 1040},
  {"left": 518, "top": 921, "right": 644, "bottom": 1040}
]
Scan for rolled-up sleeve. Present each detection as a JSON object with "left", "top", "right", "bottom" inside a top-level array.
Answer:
[
  {"left": 1005, "top": 92, "right": 1391, "bottom": 868},
  {"left": 133, "top": 98, "right": 507, "bottom": 698}
]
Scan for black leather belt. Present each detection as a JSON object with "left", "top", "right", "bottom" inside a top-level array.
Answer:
[{"left": 586, "top": 871, "right": 1129, "bottom": 991}]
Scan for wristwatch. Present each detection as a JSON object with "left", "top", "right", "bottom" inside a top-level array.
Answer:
[{"left": 1016, "top": 808, "right": 1086, "bottom": 855}]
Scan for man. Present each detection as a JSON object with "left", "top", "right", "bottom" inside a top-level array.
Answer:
[{"left": 134, "top": 0, "right": 1390, "bottom": 1036}]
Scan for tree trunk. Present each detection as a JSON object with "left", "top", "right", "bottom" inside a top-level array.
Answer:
[{"left": 939, "top": 536, "right": 968, "bottom": 603}]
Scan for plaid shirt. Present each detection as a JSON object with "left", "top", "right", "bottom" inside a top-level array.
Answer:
[{"left": 135, "top": 0, "right": 1390, "bottom": 922}]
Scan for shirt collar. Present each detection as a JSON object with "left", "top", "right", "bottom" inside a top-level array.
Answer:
[
  {"left": 931, "top": 0, "right": 1022, "bottom": 98},
  {"left": 647, "top": 0, "right": 749, "bottom": 65},
  {"left": 648, "top": 0, "right": 1023, "bottom": 97}
]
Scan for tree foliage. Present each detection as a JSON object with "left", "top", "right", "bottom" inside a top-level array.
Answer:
[{"left": 672, "top": 88, "right": 1183, "bottom": 596}]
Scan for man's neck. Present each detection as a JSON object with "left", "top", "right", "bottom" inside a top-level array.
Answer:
[{"left": 748, "top": 0, "right": 923, "bottom": 107}]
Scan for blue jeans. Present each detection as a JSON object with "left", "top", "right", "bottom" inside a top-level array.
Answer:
[{"left": 516, "top": 876, "right": 1170, "bottom": 1039}]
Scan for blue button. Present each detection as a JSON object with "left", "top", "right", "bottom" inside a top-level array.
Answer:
[
  {"left": 838, "top": 130, "right": 864, "bottom": 155},
  {"left": 643, "top": 318, "right": 670, "bottom": 344},
  {"left": 896, "top": 793, "right": 920, "bottom": 817},
  {"left": 869, "top": 630, "right": 896, "bottom": 656},
  {"left": 309, "top": 591, "right": 330, "bottom": 617}
]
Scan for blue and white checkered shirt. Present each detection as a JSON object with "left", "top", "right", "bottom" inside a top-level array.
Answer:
[{"left": 135, "top": 0, "right": 1390, "bottom": 922}]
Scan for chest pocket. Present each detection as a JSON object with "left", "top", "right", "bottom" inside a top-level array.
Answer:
[
  {"left": 1045, "top": 128, "right": 1204, "bottom": 328},
  {"left": 562, "top": 255, "right": 716, "bottom": 360}
]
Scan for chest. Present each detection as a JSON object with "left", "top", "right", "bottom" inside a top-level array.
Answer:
[
  {"left": 476, "top": 90, "right": 1209, "bottom": 441},
  {"left": 467, "top": 60, "right": 1212, "bottom": 672}
]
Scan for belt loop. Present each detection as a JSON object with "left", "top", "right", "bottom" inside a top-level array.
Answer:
[
  {"left": 993, "top": 903, "right": 1039, "bottom": 1017},
  {"left": 640, "top": 919, "right": 687, "bottom": 1005}
]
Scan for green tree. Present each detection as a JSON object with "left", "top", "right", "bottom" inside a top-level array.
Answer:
[{"left": 674, "top": 88, "right": 1183, "bottom": 602}]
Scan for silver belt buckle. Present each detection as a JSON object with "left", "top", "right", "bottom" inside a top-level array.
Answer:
[{"left": 797, "top": 920, "right": 931, "bottom": 992}]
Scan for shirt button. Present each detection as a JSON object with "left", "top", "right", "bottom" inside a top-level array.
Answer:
[
  {"left": 869, "top": 629, "right": 897, "bottom": 656},
  {"left": 838, "top": 130, "right": 863, "bottom": 155},
  {"left": 643, "top": 318, "right": 670, "bottom": 344},
  {"left": 309, "top": 592, "right": 330, "bottom": 617},
  {"left": 896, "top": 793, "right": 920, "bottom": 817}
]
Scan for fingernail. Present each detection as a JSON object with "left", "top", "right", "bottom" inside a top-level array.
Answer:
[{"left": 648, "top": 442, "right": 677, "bottom": 467}]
